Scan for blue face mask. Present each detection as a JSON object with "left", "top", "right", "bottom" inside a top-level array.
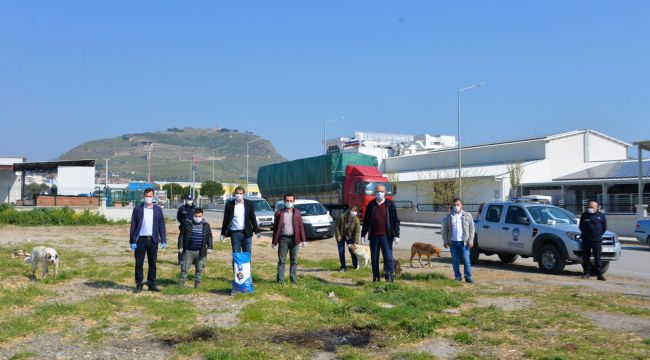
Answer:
[{"left": 375, "top": 192, "right": 385, "bottom": 201}]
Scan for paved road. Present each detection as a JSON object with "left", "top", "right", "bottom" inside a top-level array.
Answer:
[{"left": 165, "top": 209, "right": 650, "bottom": 281}]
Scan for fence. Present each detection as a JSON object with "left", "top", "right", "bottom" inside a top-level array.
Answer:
[{"left": 559, "top": 193, "right": 650, "bottom": 214}]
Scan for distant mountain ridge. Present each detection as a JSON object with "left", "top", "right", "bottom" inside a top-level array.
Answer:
[{"left": 58, "top": 127, "right": 285, "bottom": 183}]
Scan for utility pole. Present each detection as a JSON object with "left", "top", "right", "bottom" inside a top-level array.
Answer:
[
  {"left": 456, "top": 83, "right": 484, "bottom": 198},
  {"left": 147, "top": 144, "right": 153, "bottom": 183}
]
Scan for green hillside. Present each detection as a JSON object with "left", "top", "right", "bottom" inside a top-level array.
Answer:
[{"left": 58, "top": 127, "right": 285, "bottom": 183}]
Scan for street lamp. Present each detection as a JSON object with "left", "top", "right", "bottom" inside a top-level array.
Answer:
[
  {"left": 212, "top": 145, "right": 228, "bottom": 182},
  {"left": 324, "top": 117, "right": 344, "bottom": 154},
  {"left": 457, "top": 82, "right": 484, "bottom": 198},
  {"left": 246, "top": 137, "right": 263, "bottom": 193}
]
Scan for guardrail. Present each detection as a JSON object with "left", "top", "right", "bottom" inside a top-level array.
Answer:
[{"left": 415, "top": 203, "right": 482, "bottom": 212}]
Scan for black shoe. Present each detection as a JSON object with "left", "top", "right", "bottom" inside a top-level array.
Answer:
[
  {"left": 454, "top": 278, "right": 462, "bottom": 282},
  {"left": 194, "top": 282, "right": 201, "bottom": 289},
  {"left": 597, "top": 276, "right": 606, "bottom": 281},
  {"left": 133, "top": 285, "right": 143, "bottom": 293},
  {"left": 148, "top": 285, "right": 161, "bottom": 292},
  {"left": 581, "top": 274, "right": 591, "bottom": 279},
  {"left": 465, "top": 278, "right": 474, "bottom": 284},
  {"left": 277, "top": 280, "right": 285, "bottom": 285}
]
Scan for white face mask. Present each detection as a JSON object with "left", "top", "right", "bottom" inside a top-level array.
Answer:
[
  {"left": 285, "top": 202, "right": 294, "bottom": 209},
  {"left": 375, "top": 192, "right": 385, "bottom": 201},
  {"left": 193, "top": 216, "right": 202, "bottom": 223},
  {"left": 186, "top": 200, "right": 193, "bottom": 206},
  {"left": 588, "top": 208, "right": 597, "bottom": 214},
  {"left": 144, "top": 197, "right": 153, "bottom": 205},
  {"left": 454, "top": 205, "right": 462, "bottom": 213},
  {"left": 235, "top": 194, "right": 244, "bottom": 201},
  {"left": 350, "top": 211, "right": 358, "bottom": 217}
]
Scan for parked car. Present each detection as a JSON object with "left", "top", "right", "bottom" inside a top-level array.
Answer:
[
  {"left": 473, "top": 199, "right": 621, "bottom": 274},
  {"left": 275, "top": 199, "right": 335, "bottom": 239},
  {"left": 226, "top": 196, "right": 275, "bottom": 230},
  {"left": 634, "top": 219, "right": 650, "bottom": 249}
]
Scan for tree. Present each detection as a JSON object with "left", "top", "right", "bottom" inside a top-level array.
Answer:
[
  {"left": 201, "top": 180, "right": 225, "bottom": 200},
  {"left": 507, "top": 162, "right": 525, "bottom": 198},
  {"left": 162, "top": 183, "right": 184, "bottom": 200}
]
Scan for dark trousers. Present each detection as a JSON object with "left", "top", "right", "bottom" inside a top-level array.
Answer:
[
  {"left": 337, "top": 237, "right": 358, "bottom": 269},
  {"left": 370, "top": 235, "right": 394, "bottom": 281},
  {"left": 582, "top": 240, "right": 603, "bottom": 276},
  {"left": 277, "top": 236, "right": 299, "bottom": 283},
  {"left": 135, "top": 236, "right": 158, "bottom": 286}
]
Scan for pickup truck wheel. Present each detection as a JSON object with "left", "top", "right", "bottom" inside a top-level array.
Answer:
[
  {"left": 498, "top": 253, "right": 519, "bottom": 264},
  {"left": 537, "top": 244, "right": 566, "bottom": 274},
  {"left": 469, "top": 240, "right": 480, "bottom": 265}
]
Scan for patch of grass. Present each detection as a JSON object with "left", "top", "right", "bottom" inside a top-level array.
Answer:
[
  {"left": 86, "top": 321, "right": 110, "bottom": 343},
  {"left": 337, "top": 345, "right": 371, "bottom": 360},
  {"left": 390, "top": 352, "right": 437, "bottom": 360},
  {"left": 204, "top": 349, "right": 271, "bottom": 360},
  {"left": 0, "top": 206, "right": 126, "bottom": 226},
  {"left": 453, "top": 331, "right": 474, "bottom": 345},
  {"left": 0, "top": 303, "right": 77, "bottom": 341},
  {"left": 644, "top": 338, "right": 650, "bottom": 346},
  {"left": 133, "top": 297, "right": 198, "bottom": 337},
  {"left": 8, "top": 352, "right": 36, "bottom": 360}
]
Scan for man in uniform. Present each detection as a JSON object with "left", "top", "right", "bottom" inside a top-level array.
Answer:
[{"left": 579, "top": 200, "right": 608, "bottom": 281}]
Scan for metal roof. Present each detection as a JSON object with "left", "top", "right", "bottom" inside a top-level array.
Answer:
[
  {"left": 13, "top": 159, "right": 96, "bottom": 172},
  {"left": 633, "top": 140, "right": 650, "bottom": 152},
  {"left": 553, "top": 160, "right": 650, "bottom": 181}
]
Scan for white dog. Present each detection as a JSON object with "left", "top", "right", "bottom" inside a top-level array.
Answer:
[
  {"left": 349, "top": 244, "right": 371, "bottom": 269},
  {"left": 25, "top": 246, "right": 59, "bottom": 279}
]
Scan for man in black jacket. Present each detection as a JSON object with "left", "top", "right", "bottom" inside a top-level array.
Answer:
[
  {"left": 361, "top": 184, "right": 400, "bottom": 282},
  {"left": 579, "top": 200, "right": 608, "bottom": 281},
  {"left": 178, "top": 208, "right": 213, "bottom": 288},
  {"left": 220, "top": 186, "right": 261, "bottom": 255},
  {"left": 176, "top": 196, "right": 196, "bottom": 263}
]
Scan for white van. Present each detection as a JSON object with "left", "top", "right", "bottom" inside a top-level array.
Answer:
[{"left": 275, "top": 199, "right": 335, "bottom": 239}]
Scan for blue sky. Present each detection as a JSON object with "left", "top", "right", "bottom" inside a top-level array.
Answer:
[{"left": 1, "top": 1, "right": 649, "bottom": 161}]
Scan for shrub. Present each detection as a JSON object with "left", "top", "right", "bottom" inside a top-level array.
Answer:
[{"left": 0, "top": 206, "right": 123, "bottom": 226}]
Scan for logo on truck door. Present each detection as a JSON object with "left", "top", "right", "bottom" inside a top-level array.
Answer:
[
  {"left": 507, "top": 228, "right": 524, "bottom": 249},
  {"left": 512, "top": 228, "right": 520, "bottom": 241}
]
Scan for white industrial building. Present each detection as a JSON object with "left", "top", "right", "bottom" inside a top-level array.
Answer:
[
  {"left": 0, "top": 156, "right": 26, "bottom": 204},
  {"left": 325, "top": 131, "right": 457, "bottom": 168},
  {"left": 385, "top": 129, "right": 633, "bottom": 209}
]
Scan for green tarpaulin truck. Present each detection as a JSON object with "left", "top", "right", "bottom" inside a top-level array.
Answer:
[{"left": 257, "top": 153, "right": 393, "bottom": 219}]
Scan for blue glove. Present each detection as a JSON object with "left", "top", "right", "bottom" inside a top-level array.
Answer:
[
  {"left": 160, "top": 242, "right": 167, "bottom": 249},
  {"left": 130, "top": 243, "right": 137, "bottom": 252}
]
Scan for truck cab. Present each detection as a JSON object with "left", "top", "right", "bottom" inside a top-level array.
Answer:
[
  {"left": 474, "top": 199, "right": 621, "bottom": 275},
  {"left": 343, "top": 165, "right": 393, "bottom": 219}
]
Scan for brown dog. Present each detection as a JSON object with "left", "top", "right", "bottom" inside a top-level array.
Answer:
[{"left": 410, "top": 242, "right": 442, "bottom": 268}]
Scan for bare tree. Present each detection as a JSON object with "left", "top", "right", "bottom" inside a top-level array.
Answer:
[
  {"left": 507, "top": 162, "right": 525, "bottom": 198},
  {"left": 415, "top": 168, "right": 486, "bottom": 208}
]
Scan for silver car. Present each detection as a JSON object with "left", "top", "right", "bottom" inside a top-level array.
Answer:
[{"left": 226, "top": 196, "right": 275, "bottom": 230}]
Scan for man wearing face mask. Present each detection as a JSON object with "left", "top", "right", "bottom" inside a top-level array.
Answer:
[
  {"left": 335, "top": 206, "right": 361, "bottom": 271},
  {"left": 361, "top": 184, "right": 400, "bottom": 282},
  {"left": 272, "top": 193, "right": 306, "bottom": 284},
  {"left": 129, "top": 188, "right": 167, "bottom": 293},
  {"left": 178, "top": 208, "right": 213, "bottom": 288},
  {"left": 579, "top": 200, "right": 608, "bottom": 281},
  {"left": 442, "top": 198, "right": 475, "bottom": 283},
  {"left": 176, "top": 196, "right": 196, "bottom": 263},
  {"left": 220, "top": 186, "right": 261, "bottom": 255}
]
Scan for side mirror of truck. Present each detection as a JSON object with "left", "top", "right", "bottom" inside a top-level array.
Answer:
[{"left": 518, "top": 217, "right": 530, "bottom": 226}]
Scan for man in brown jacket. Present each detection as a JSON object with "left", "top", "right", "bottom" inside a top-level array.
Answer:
[
  {"left": 335, "top": 206, "right": 361, "bottom": 271},
  {"left": 272, "top": 194, "right": 306, "bottom": 284}
]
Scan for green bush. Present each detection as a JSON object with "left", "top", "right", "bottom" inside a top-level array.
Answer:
[{"left": 0, "top": 206, "right": 124, "bottom": 226}]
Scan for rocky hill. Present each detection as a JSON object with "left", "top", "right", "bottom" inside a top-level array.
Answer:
[{"left": 58, "top": 127, "right": 285, "bottom": 183}]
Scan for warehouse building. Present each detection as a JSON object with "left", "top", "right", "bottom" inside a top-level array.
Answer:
[
  {"left": 385, "top": 130, "right": 634, "bottom": 213},
  {"left": 0, "top": 156, "right": 25, "bottom": 204}
]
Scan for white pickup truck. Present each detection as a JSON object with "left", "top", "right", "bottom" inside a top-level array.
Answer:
[{"left": 472, "top": 199, "right": 621, "bottom": 274}]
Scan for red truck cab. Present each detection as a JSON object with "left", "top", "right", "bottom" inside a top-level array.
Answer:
[{"left": 343, "top": 165, "right": 394, "bottom": 219}]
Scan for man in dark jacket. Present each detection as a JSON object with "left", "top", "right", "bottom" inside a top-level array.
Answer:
[
  {"left": 272, "top": 194, "right": 307, "bottom": 284},
  {"left": 178, "top": 208, "right": 213, "bottom": 288},
  {"left": 361, "top": 184, "right": 400, "bottom": 282},
  {"left": 579, "top": 200, "right": 608, "bottom": 281},
  {"left": 129, "top": 188, "right": 167, "bottom": 293},
  {"left": 220, "top": 186, "right": 261, "bottom": 255},
  {"left": 176, "top": 195, "right": 196, "bottom": 263}
]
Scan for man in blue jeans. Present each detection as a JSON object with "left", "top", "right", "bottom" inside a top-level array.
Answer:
[
  {"left": 441, "top": 198, "right": 476, "bottom": 283},
  {"left": 361, "top": 184, "right": 400, "bottom": 282},
  {"left": 220, "top": 186, "right": 261, "bottom": 254}
]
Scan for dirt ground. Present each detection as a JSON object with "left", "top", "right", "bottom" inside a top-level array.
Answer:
[{"left": 1, "top": 224, "right": 650, "bottom": 359}]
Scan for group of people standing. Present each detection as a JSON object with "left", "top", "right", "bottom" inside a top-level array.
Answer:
[{"left": 127, "top": 185, "right": 609, "bottom": 293}]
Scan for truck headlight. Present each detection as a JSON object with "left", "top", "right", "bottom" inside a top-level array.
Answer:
[
  {"left": 566, "top": 232, "right": 582, "bottom": 241},
  {"left": 328, "top": 215, "right": 333, "bottom": 222}
]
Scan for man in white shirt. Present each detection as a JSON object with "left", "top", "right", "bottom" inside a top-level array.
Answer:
[
  {"left": 441, "top": 198, "right": 475, "bottom": 283},
  {"left": 220, "top": 186, "right": 261, "bottom": 255}
]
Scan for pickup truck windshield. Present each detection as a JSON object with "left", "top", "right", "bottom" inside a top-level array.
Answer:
[
  {"left": 364, "top": 182, "right": 393, "bottom": 195},
  {"left": 527, "top": 206, "right": 575, "bottom": 224},
  {"left": 295, "top": 203, "right": 328, "bottom": 216}
]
